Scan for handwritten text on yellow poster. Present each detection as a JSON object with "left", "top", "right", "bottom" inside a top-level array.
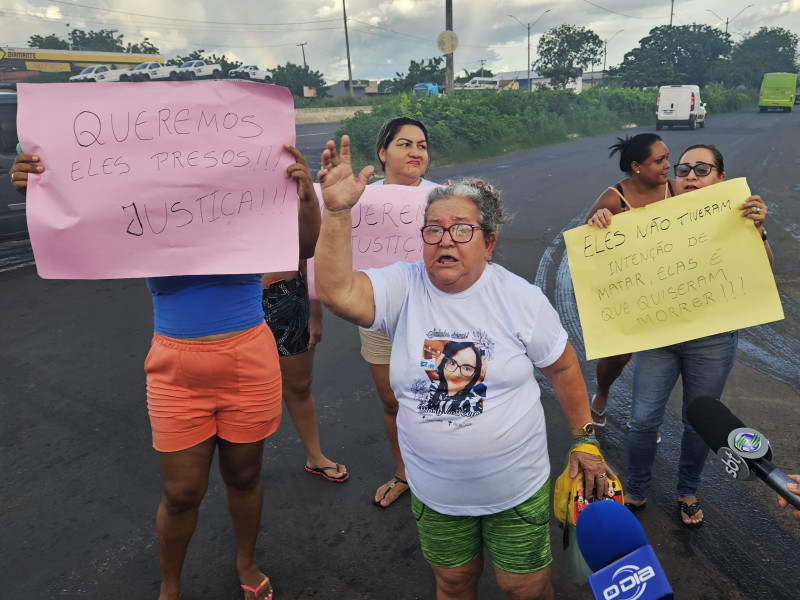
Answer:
[{"left": 564, "top": 178, "right": 783, "bottom": 359}]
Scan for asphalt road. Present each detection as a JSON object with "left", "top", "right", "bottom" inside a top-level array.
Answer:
[{"left": 1, "top": 111, "right": 799, "bottom": 600}]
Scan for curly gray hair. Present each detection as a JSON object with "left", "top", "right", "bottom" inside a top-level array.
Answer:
[{"left": 424, "top": 178, "right": 510, "bottom": 236}]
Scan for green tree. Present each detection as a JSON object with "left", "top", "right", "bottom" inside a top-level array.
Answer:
[
  {"left": 534, "top": 24, "right": 603, "bottom": 88},
  {"left": 125, "top": 38, "right": 160, "bottom": 55},
  {"left": 28, "top": 34, "right": 69, "bottom": 49},
  {"left": 711, "top": 27, "right": 800, "bottom": 88},
  {"left": 390, "top": 57, "right": 445, "bottom": 93},
  {"left": 610, "top": 24, "right": 731, "bottom": 87},
  {"left": 167, "top": 50, "right": 240, "bottom": 72},
  {"left": 272, "top": 62, "right": 328, "bottom": 97},
  {"left": 456, "top": 67, "right": 495, "bottom": 84},
  {"left": 68, "top": 28, "right": 125, "bottom": 52}
]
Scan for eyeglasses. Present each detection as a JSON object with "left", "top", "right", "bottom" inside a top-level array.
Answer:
[
  {"left": 443, "top": 358, "right": 476, "bottom": 377},
  {"left": 673, "top": 162, "right": 718, "bottom": 177},
  {"left": 421, "top": 223, "right": 483, "bottom": 245}
]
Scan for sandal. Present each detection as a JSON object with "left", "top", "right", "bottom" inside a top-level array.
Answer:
[
  {"left": 373, "top": 475, "right": 409, "bottom": 508},
  {"left": 590, "top": 394, "right": 607, "bottom": 427},
  {"left": 678, "top": 499, "right": 704, "bottom": 528},
  {"left": 241, "top": 576, "right": 273, "bottom": 600},
  {"left": 624, "top": 499, "right": 647, "bottom": 513}
]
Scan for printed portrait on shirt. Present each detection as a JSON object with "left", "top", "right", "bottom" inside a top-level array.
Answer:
[{"left": 415, "top": 330, "right": 494, "bottom": 417}]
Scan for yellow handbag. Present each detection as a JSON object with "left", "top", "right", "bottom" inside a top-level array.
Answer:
[{"left": 553, "top": 443, "right": 624, "bottom": 527}]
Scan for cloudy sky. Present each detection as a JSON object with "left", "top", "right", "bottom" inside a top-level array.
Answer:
[{"left": 2, "top": 1, "right": 799, "bottom": 82}]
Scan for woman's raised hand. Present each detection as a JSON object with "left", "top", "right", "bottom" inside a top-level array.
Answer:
[{"left": 318, "top": 135, "right": 374, "bottom": 213}]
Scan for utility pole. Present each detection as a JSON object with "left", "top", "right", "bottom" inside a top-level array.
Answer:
[
  {"left": 670, "top": 0, "right": 674, "bottom": 26},
  {"left": 603, "top": 30, "right": 623, "bottom": 73},
  {"left": 508, "top": 10, "right": 550, "bottom": 92},
  {"left": 65, "top": 23, "right": 72, "bottom": 50},
  {"left": 478, "top": 59, "right": 487, "bottom": 77},
  {"left": 297, "top": 42, "right": 307, "bottom": 68},
  {"left": 707, "top": 5, "right": 753, "bottom": 35},
  {"left": 445, "top": 0, "right": 453, "bottom": 95},
  {"left": 342, "top": 0, "right": 354, "bottom": 97}
]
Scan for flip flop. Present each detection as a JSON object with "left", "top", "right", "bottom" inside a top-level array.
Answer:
[
  {"left": 373, "top": 475, "right": 408, "bottom": 508},
  {"left": 590, "top": 394, "right": 607, "bottom": 427},
  {"left": 304, "top": 463, "right": 350, "bottom": 483},
  {"left": 241, "top": 576, "right": 272, "bottom": 600},
  {"left": 678, "top": 500, "right": 704, "bottom": 528},
  {"left": 624, "top": 500, "right": 647, "bottom": 513}
]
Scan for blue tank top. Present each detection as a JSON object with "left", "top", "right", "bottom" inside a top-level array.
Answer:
[{"left": 146, "top": 274, "right": 264, "bottom": 338}]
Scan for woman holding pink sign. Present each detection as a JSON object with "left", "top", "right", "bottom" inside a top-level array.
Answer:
[
  {"left": 363, "top": 117, "right": 438, "bottom": 508},
  {"left": 10, "top": 148, "right": 321, "bottom": 600},
  {"left": 260, "top": 144, "right": 349, "bottom": 485}
]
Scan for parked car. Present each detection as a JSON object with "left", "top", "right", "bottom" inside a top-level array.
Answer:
[
  {"left": 228, "top": 65, "right": 274, "bottom": 83},
  {"left": 0, "top": 93, "right": 26, "bottom": 241},
  {"left": 655, "top": 85, "right": 706, "bottom": 130},
  {"left": 130, "top": 61, "right": 177, "bottom": 82},
  {"left": 758, "top": 72, "right": 797, "bottom": 113},
  {"left": 176, "top": 60, "right": 223, "bottom": 80},
  {"left": 69, "top": 65, "right": 105, "bottom": 82},
  {"left": 71, "top": 64, "right": 132, "bottom": 82}
]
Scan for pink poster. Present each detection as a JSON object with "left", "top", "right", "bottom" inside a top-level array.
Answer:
[
  {"left": 307, "top": 183, "right": 438, "bottom": 297},
  {"left": 18, "top": 81, "right": 300, "bottom": 279}
]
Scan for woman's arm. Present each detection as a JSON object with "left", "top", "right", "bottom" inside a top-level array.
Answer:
[
  {"left": 539, "top": 343, "right": 612, "bottom": 497},
  {"left": 586, "top": 187, "right": 623, "bottom": 228},
  {"left": 285, "top": 144, "right": 321, "bottom": 259},
  {"left": 739, "top": 195, "right": 773, "bottom": 266},
  {"left": 314, "top": 136, "right": 377, "bottom": 327}
]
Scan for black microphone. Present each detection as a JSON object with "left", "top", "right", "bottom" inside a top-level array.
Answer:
[{"left": 687, "top": 396, "right": 800, "bottom": 510}]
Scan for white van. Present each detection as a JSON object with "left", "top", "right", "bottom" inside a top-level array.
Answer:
[
  {"left": 656, "top": 85, "right": 706, "bottom": 130},
  {"left": 463, "top": 77, "right": 498, "bottom": 90}
]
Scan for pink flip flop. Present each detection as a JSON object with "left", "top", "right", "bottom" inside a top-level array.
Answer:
[{"left": 241, "top": 576, "right": 272, "bottom": 600}]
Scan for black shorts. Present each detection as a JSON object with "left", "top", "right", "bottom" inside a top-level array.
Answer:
[{"left": 262, "top": 272, "right": 310, "bottom": 356}]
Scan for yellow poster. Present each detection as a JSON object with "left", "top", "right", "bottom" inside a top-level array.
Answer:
[{"left": 563, "top": 178, "right": 783, "bottom": 360}]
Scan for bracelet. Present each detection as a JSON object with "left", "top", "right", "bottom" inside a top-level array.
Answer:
[{"left": 570, "top": 436, "right": 600, "bottom": 450}]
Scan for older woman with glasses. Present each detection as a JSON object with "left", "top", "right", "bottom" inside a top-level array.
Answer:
[
  {"left": 314, "top": 135, "right": 611, "bottom": 600},
  {"left": 591, "top": 143, "right": 773, "bottom": 527},
  {"left": 585, "top": 134, "right": 675, "bottom": 432}
]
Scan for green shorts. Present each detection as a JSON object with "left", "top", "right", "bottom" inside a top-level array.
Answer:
[{"left": 411, "top": 480, "right": 552, "bottom": 574}]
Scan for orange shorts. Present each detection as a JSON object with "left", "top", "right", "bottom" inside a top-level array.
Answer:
[{"left": 145, "top": 322, "right": 282, "bottom": 452}]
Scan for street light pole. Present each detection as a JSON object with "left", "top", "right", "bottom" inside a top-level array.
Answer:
[
  {"left": 707, "top": 5, "right": 753, "bottom": 35},
  {"left": 603, "top": 29, "right": 623, "bottom": 73},
  {"left": 508, "top": 9, "right": 550, "bottom": 92}
]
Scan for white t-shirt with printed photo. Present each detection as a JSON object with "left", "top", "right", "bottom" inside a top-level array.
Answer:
[{"left": 364, "top": 261, "right": 568, "bottom": 516}]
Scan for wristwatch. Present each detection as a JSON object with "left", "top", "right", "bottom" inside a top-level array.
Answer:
[
  {"left": 761, "top": 228, "right": 768, "bottom": 241},
  {"left": 571, "top": 422, "right": 595, "bottom": 438}
]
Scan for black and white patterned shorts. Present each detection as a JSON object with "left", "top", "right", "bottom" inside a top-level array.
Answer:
[{"left": 262, "top": 272, "right": 311, "bottom": 356}]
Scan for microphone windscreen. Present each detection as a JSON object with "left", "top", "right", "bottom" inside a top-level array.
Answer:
[
  {"left": 575, "top": 500, "right": 648, "bottom": 572},
  {"left": 687, "top": 396, "right": 772, "bottom": 460},
  {"left": 686, "top": 396, "right": 744, "bottom": 450}
]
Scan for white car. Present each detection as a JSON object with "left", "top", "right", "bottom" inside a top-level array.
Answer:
[
  {"left": 130, "top": 61, "right": 179, "bottom": 82},
  {"left": 228, "top": 65, "right": 274, "bottom": 83},
  {"left": 70, "top": 65, "right": 132, "bottom": 82},
  {"left": 176, "top": 60, "right": 223, "bottom": 80}
]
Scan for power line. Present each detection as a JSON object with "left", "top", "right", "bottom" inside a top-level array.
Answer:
[
  {"left": 582, "top": 0, "right": 666, "bottom": 20},
  {"left": 44, "top": 0, "right": 341, "bottom": 27}
]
